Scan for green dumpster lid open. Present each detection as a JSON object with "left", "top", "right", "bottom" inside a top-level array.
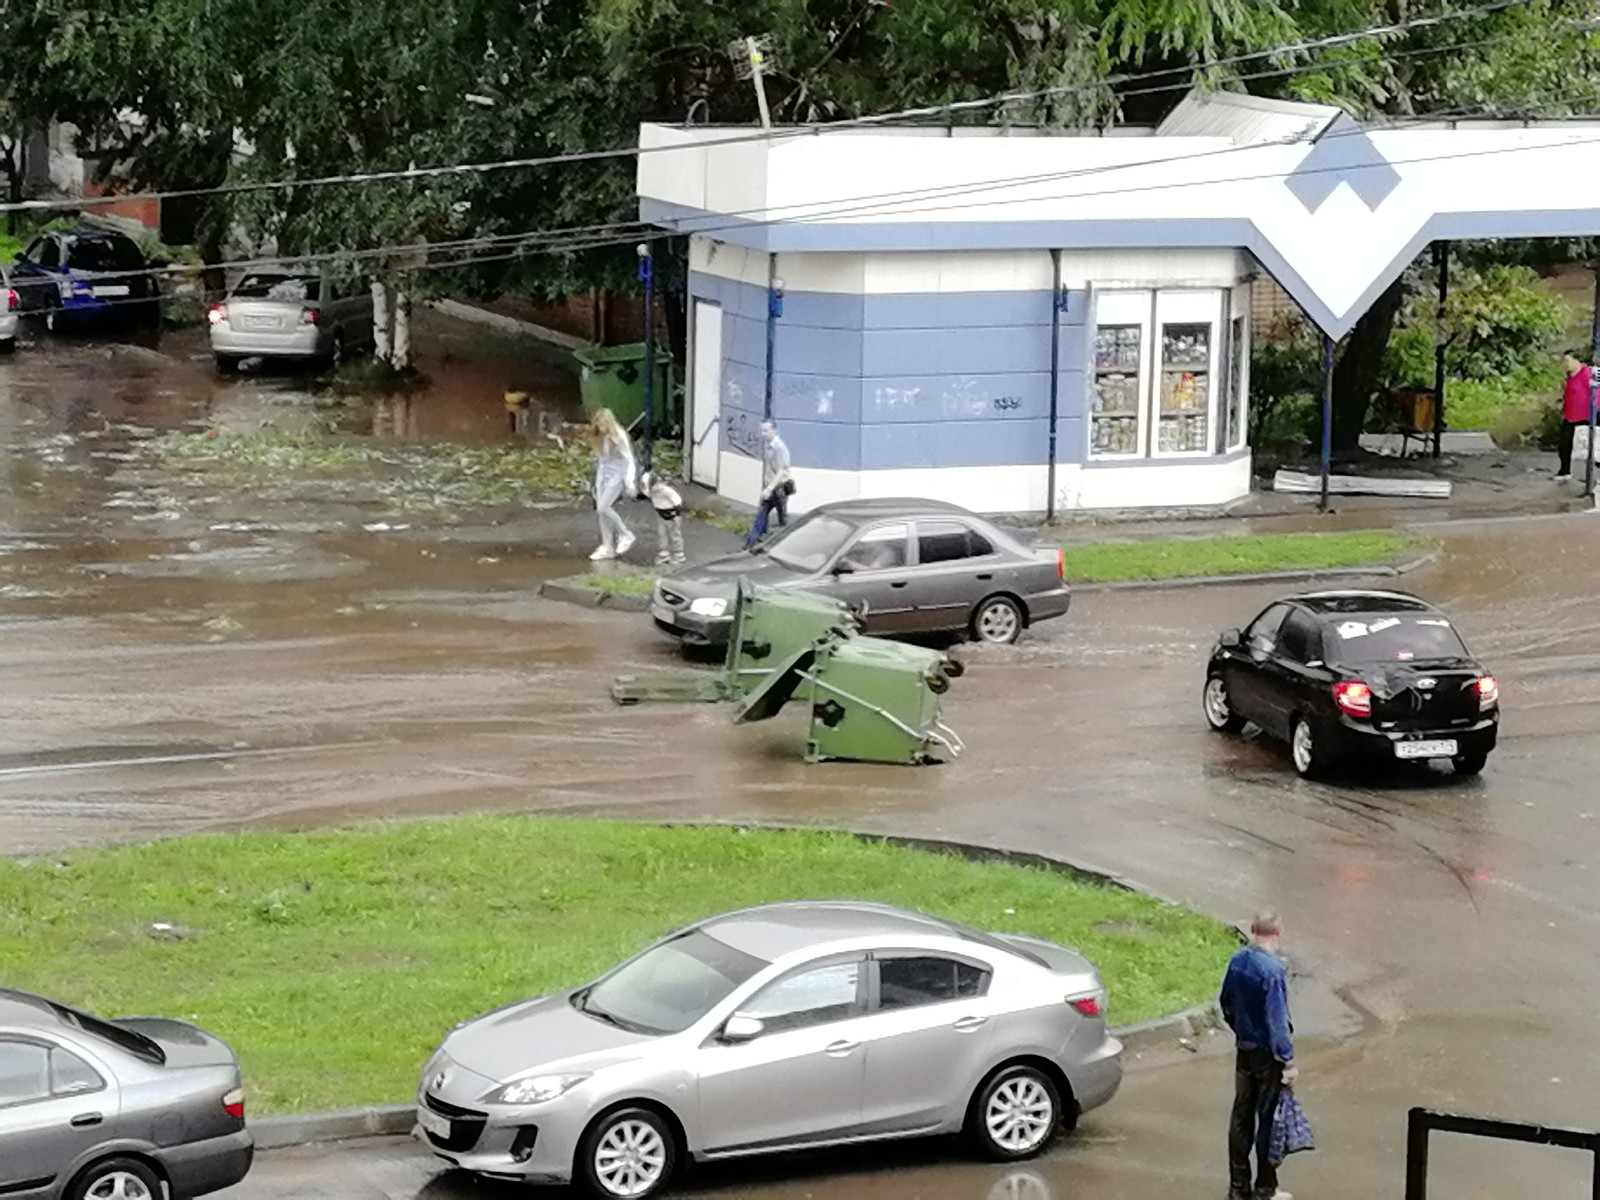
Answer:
[{"left": 734, "top": 646, "right": 817, "bottom": 724}]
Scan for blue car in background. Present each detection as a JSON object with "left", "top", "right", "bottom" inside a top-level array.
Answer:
[{"left": 10, "top": 227, "right": 161, "bottom": 333}]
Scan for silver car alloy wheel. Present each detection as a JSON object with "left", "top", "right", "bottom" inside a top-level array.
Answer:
[
  {"left": 594, "top": 1118, "right": 668, "bottom": 1198},
  {"left": 84, "top": 1173, "right": 154, "bottom": 1200},
  {"left": 976, "top": 600, "right": 1020, "bottom": 644},
  {"left": 984, "top": 1075, "right": 1055, "bottom": 1154},
  {"left": 1203, "top": 676, "right": 1232, "bottom": 728},
  {"left": 1292, "top": 720, "right": 1315, "bottom": 775}
]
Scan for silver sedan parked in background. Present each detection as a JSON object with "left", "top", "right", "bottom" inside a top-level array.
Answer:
[
  {"left": 417, "top": 900, "right": 1121, "bottom": 1199},
  {"left": 208, "top": 270, "right": 373, "bottom": 373},
  {"left": 1, "top": 260, "right": 18, "bottom": 352},
  {"left": 0, "top": 988, "right": 253, "bottom": 1200},
  {"left": 652, "top": 499, "right": 1071, "bottom": 647}
]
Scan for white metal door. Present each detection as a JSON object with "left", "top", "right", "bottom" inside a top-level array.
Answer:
[{"left": 690, "top": 301, "right": 723, "bottom": 487}]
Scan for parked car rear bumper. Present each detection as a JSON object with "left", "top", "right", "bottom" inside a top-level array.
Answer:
[
  {"left": 210, "top": 325, "right": 329, "bottom": 359},
  {"left": 159, "top": 1128, "right": 254, "bottom": 1198},
  {"left": 1022, "top": 585, "right": 1072, "bottom": 625},
  {"left": 1063, "top": 1032, "right": 1123, "bottom": 1115},
  {"left": 0, "top": 311, "right": 16, "bottom": 342},
  {"left": 1327, "top": 713, "right": 1499, "bottom": 762}
]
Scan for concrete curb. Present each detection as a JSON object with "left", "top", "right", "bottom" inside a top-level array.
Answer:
[
  {"left": 539, "top": 577, "right": 652, "bottom": 612},
  {"left": 245, "top": 822, "right": 1241, "bottom": 1151},
  {"left": 1071, "top": 552, "right": 1436, "bottom": 594},
  {"left": 250, "top": 1104, "right": 415, "bottom": 1150}
]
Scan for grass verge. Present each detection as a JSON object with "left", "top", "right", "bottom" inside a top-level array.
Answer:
[
  {"left": 568, "top": 569, "right": 658, "bottom": 596},
  {"left": 0, "top": 817, "right": 1234, "bottom": 1115},
  {"left": 1060, "top": 529, "right": 1420, "bottom": 584}
]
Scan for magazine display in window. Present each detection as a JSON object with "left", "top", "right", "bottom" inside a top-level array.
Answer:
[
  {"left": 1158, "top": 323, "right": 1211, "bottom": 453},
  {"left": 1092, "top": 324, "right": 1142, "bottom": 456}
]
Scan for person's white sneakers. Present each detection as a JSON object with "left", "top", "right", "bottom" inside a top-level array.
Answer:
[
  {"left": 616, "top": 530, "right": 637, "bottom": 556},
  {"left": 1259, "top": 1190, "right": 1292, "bottom": 1200},
  {"left": 589, "top": 545, "right": 616, "bottom": 561}
]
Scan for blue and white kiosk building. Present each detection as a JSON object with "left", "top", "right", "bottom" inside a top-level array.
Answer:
[{"left": 637, "top": 91, "right": 1600, "bottom": 515}]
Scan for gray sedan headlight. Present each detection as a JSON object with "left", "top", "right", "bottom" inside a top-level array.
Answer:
[
  {"left": 485, "top": 1073, "right": 590, "bottom": 1106},
  {"left": 689, "top": 596, "right": 728, "bottom": 618}
]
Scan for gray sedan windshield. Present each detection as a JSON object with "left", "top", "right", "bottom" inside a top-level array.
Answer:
[
  {"left": 767, "top": 515, "right": 854, "bottom": 571},
  {"left": 582, "top": 930, "right": 768, "bottom": 1035}
]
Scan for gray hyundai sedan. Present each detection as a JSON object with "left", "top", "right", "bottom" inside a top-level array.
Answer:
[
  {"left": 417, "top": 901, "right": 1121, "bottom": 1199},
  {"left": 651, "top": 499, "right": 1070, "bottom": 648},
  {"left": 0, "top": 989, "right": 252, "bottom": 1200}
]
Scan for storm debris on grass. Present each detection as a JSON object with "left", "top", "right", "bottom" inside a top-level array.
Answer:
[{"left": 0, "top": 817, "right": 1236, "bottom": 1114}]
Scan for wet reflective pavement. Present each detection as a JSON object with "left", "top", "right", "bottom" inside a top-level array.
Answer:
[{"left": 6, "top": 335, "right": 1600, "bottom": 1197}]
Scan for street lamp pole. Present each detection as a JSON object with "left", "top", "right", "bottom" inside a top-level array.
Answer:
[
  {"left": 1587, "top": 263, "right": 1600, "bottom": 500},
  {"left": 637, "top": 242, "right": 655, "bottom": 474}
]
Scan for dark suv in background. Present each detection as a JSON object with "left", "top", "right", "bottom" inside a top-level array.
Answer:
[{"left": 10, "top": 227, "right": 161, "bottom": 333}]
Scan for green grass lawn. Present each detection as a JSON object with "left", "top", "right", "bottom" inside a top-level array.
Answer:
[
  {"left": 1060, "top": 529, "right": 1419, "bottom": 584},
  {"left": 569, "top": 569, "right": 658, "bottom": 596},
  {"left": 0, "top": 817, "right": 1234, "bottom": 1114}
]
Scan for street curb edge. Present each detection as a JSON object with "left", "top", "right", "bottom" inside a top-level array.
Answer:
[{"left": 539, "top": 578, "right": 653, "bottom": 612}]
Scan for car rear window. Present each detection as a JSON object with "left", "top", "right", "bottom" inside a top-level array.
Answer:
[
  {"left": 1328, "top": 614, "right": 1469, "bottom": 663},
  {"left": 48, "top": 1002, "right": 165, "bottom": 1065},
  {"left": 233, "top": 274, "right": 319, "bottom": 303},
  {"left": 67, "top": 237, "right": 145, "bottom": 273}
]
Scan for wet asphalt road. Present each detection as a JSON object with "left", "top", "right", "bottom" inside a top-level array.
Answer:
[{"left": 5, "top": 332, "right": 1600, "bottom": 1198}]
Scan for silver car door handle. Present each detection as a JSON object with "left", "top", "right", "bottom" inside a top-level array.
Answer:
[
  {"left": 952, "top": 1016, "right": 988, "bottom": 1033},
  {"left": 824, "top": 1039, "right": 861, "bottom": 1056},
  {"left": 70, "top": 1112, "right": 103, "bottom": 1127}
]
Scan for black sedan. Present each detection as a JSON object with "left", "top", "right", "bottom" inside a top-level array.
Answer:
[
  {"left": 651, "top": 498, "right": 1071, "bottom": 647},
  {"left": 10, "top": 227, "right": 161, "bottom": 333},
  {"left": 1203, "top": 590, "right": 1499, "bottom": 778}
]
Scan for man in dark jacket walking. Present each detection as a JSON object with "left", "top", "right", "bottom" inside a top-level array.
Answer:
[{"left": 1220, "top": 911, "right": 1296, "bottom": 1200}]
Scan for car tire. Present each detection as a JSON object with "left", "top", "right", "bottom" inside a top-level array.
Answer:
[
  {"left": 66, "top": 1157, "right": 163, "bottom": 1200},
  {"left": 214, "top": 354, "right": 241, "bottom": 375},
  {"left": 970, "top": 595, "right": 1024, "bottom": 645},
  {"left": 0, "top": 337, "right": 14, "bottom": 356},
  {"left": 1290, "top": 715, "right": 1327, "bottom": 780},
  {"left": 576, "top": 1106, "right": 676, "bottom": 1200},
  {"left": 968, "top": 1063, "right": 1064, "bottom": 1162},
  {"left": 1453, "top": 751, "right": 1488, "bottom": 776},
  {"left": 327, "top": 331, "right": 346, "bottom": 369},
  {"left": 1202, "top": 674, "right": 1246, "bottom": 734}
]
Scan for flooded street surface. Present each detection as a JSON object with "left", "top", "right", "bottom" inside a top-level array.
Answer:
[{"left": 6, "top": 336, "right": 1600, "bottom": 1197}]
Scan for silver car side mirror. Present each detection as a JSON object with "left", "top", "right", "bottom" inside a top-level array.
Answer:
[{"left": 721, "top": 1014, "right": 764, "bottom": 1043}]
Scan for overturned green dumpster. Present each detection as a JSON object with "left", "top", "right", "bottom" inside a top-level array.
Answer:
[{"left": 610, "top": 581, "right": 962, "bottom": 765}]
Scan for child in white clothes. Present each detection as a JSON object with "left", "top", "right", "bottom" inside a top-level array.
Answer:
[{"left": 640, "top": 471, "right": 686, "bottom": 566}]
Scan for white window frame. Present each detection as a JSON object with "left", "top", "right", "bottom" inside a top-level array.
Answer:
[
  {"left": 1087, "top": 289, "right": 1153, "bottom": 462},
  {"left": 1151, "top": 289, "right": 1222, "bottom": 460}
]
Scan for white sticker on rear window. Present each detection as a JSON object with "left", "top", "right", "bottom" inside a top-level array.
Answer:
[
  {"left": 1337, "top": 621, "right": 1369, "bottom": 639},
  {"left": 1368, "top": 617, "right": 1401, "bottom": 634},
  {"left": 1416, "top": 618, "right": 1452, "bottom": 627}
]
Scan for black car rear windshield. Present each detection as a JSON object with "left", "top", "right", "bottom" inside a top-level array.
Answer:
[
  {"left": 767, "top": 514, "right": 854, "bottom": 571},
  {"left": 66, "top": 237, "right": 145, "bottom": 273},
  {"left": 48, "top": 1002, "right": 165, "bottom": 1065},
  {"left": 1327, "top": 614, "right": 1469, "bottom": 664}
]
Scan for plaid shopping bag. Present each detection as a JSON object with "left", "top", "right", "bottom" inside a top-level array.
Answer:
[{"left": 1270, "top": 1087, "right": 1315, "bottom": 1165}]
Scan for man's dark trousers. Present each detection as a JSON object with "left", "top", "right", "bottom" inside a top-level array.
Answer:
[
  {"left": 743, "top": 491, "right": 788, "bottom": 549},
  {"left": 1228, "top": 1046, "right": 1282, "bottom": 1198}
]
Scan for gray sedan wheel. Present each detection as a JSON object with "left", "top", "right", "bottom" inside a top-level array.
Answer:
[
  {"left": 971, "top": 595, "right": 1024, "bottom": 645},
  {"left": 68, "top": 1158, "right": 161, "bottom": 1200},
  {"left": 578, "top": 1107, "right": 675, "bottom": 1200},
  {"left": 970, "top": 1064, "right": 1062, "bottom": 1161}
]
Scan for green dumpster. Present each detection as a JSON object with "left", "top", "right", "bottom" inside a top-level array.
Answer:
[
  {"left": 574, "top": 343, "right": 673, "bottom": 429},
  {"left": 736, "top": 636, "right": 962, "bottom": 765},
  {"left": 724, "top": 582, "right": 859, "bottom": 696}
]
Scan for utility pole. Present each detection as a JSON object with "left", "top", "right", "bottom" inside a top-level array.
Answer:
[{"left": 729, "top": 36, "right": 776, "bottom": 130}]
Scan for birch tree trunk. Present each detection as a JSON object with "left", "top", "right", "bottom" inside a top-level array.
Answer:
[
  {"left": 371, "top": 279, "right": 392, "bottom": 364},
  {"left": 391, "top": 286, "right": 411, "bottom": 369}
]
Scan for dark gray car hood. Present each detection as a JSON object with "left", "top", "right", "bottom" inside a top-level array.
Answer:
[
  {"left": 442, "top": 992, "right": 654, "bottom": 1082},
  {"left": 660, "top": 552, "right": 810, "bottom": 597}
]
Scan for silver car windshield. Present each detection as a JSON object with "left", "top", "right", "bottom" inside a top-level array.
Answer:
[
  {"left": 767, "top": 515, "right": 855, "bottom": 571},
  {"left": 580, "top": 929, "right": 768, "bottom": 1035}
]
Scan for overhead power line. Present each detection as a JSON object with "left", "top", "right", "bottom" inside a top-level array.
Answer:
[{"left": 0, "top": 0, "right": 1541, "bottom": 217}]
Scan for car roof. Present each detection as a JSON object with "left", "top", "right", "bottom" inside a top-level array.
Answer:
[
  {"left": 0, "top": 986, "right": 69, "bottom": 1028},
  {"left": 701, "top": 900, "right": 974, "bottom": 960},
  {"left": 812, "top": 498, "right": 980, "bottom": 523},
  {"left": 1290, "top": 590, "right": 1438, "bottom": 617},
  {"left": 57, "top": 227, "right": 138, "bottom": 243}
]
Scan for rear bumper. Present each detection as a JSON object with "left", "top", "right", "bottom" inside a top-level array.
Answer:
[
  {"left": 1023, "top": 586, "right": 1072, "bottom": 625},
  {"left": 1329, "top": 713, "right": 1499, "bottom": 761},
  {"left": 210, "top": 326, "right": 328, "bottom": 359},
  {"left": 1064, "top": 1034, "right": 1123, "bottom": 1116},
  {"left": 159, "top": 1128, "right": 254, "bottom": 1198},
  {"left": 0, "top": 311, "right": 15, "bottom": 341}
]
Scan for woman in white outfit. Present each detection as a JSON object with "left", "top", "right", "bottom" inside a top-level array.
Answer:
[{"left": 588, "top": 408, "right": 638, "bottom": 560}]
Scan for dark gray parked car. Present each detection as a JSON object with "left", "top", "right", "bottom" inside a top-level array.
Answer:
[
  {"left": 0, "top": 989, "right": 253, "bottom": 1200},
  {"left": 651, "top": 499, "right": 1070, "bottom": 647}
]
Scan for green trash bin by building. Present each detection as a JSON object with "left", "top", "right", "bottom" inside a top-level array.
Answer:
[{"left": 574, "top": 343, "right": 673, "bottom": 430}]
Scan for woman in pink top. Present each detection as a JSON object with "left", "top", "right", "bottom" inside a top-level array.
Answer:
[{"left": 1558, "top": 352, "right": 1594, "bottom": 479}]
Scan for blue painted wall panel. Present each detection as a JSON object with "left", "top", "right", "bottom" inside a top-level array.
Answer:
[
  {"left": 773, "top": 373, "right": 863, "bottom": 426},
  {"left": 860, "top": 419, "right": 1052, "bottom": 470},
  {"left": 861, "top": 325, "right": 1051, "bottom": 378},
  {"left": 767, "top": 418, "right": 861, "bottom": 472},
  {"left": 774, "top": 324, "right": 864, "bottom": 377},
  {"left": 860, "top": 372, "right": 1051, "bottom": 425}
]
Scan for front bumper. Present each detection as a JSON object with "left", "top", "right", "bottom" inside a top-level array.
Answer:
[
  {"left": 210, "top": 325, "right": 329, "bottom": 359},
  {"left": 158, "top": 1128, "right": 254, "bottom": 1198},
  {"left": 651, "top": 599, "right": 733, "bottom": 647},
  {"left": 417, "top": 1093, "right": 588, "bottom": 1185},
  {"left": 1328, "top": 713, "right": 1498, "bottom": 762}
]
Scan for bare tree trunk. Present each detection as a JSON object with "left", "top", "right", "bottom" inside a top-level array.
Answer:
[
  {"left": 1331, "top": 276, "right": 1408, "bottom": 455},
  {"left": 391, "top": 286, "right": 411, "bottom": 369},
  {"left": 371, "top": 279, "right": 391, "bottom": 363}
]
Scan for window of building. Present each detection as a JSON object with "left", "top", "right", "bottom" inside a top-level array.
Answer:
[{"left": 1090, "top": 289, "right": 1225, "bottom": 461}]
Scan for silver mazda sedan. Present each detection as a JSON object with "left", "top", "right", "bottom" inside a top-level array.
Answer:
[{"left": 417, "top": 901, "right": 1122, "bottom": 1199}]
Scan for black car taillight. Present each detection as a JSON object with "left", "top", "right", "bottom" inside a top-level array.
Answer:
[{"left": 1332, "top": 680, "right": 1372, "bottom": 718}]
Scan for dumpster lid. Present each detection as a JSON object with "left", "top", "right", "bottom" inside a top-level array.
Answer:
[
  {"left": 735, "top": 646, "right": 817, "bottom": 724},
  {"left": 572, "top": 341, "right": 673, "bottom": 366}
]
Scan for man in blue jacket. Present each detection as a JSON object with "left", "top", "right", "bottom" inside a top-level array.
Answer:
[{"left": 1220, "top": 910, "right": 1296, "bottom": 1200}]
